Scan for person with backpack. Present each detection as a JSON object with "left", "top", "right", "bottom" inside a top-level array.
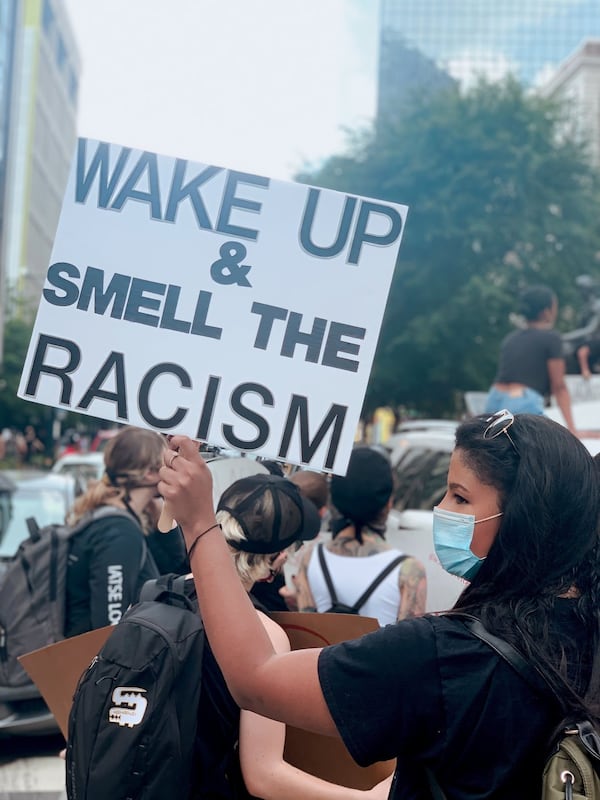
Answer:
[
  {"left": 293, "top": 447, "right": 427, "bottom": 624},
  {"left": 67, "top": 471, "right": 393, "bottom": 800},
  {"left": 65, "top": 425, "right": 179, "bottom": 637},
  {"left": 160, "top": 412, "right": 600, "bottom": 799}
]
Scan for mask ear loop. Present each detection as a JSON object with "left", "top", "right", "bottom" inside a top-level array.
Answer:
[{"left": 474, "top": 512, "right": 503, "bottom": 524}]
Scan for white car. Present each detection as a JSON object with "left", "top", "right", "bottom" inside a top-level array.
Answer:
[
  {"left": 465, "top": 377, "right": 600, "bottom": 456},
  {"left": 384, "top": 427, "right": 464, "bottom": 613},
  {"left": 51, "top": 452, "right": 105, "bottom": 493},
  {"left": 544, "top": 374, "right": 600, "bottom": 456}
]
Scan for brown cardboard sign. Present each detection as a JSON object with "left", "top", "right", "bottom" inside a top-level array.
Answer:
[
  {"left": 18, "top": 626, "right": 112, "bottom": 739},
  {"left": 271, "top": 612, "right": 396, "bottom": 789},
  {"left": 19, "top": 612, "right": 395, "bottom": 788}
]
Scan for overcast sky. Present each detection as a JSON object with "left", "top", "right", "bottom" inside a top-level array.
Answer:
[
  {"left": 63, "top": 0, "right": 379, "bottom": 180},
  {"left": 63, "top": 0, "right": 596, "bottom": 181}
]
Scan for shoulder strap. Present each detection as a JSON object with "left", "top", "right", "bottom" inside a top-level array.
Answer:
[
  {"left": 139, "top": 573, "right": 188, "bottom": 602},
  {"left": 139, "top": 573, "right": 195, "bottom": 612},
  {"left": 318, "top": 545, "right": 407, "bottom": 612},
  {"left": 352, "top": 554, "right": 408, "bottom": 611},
  {"left": 69, "top": 506, "right": 136, "bottom": 537},
  {"left": 70, "top": 506, "right": 149, "bottom": 570},
  {"left": 317, "top": 543, "right": 340, "bottom": 607},
  {"left": 458, "top": 615, "right": 562, "bottom": 705}
]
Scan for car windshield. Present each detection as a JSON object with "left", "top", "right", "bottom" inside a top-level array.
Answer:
[
  {"left": 393, "top": 447, "right": 451, "bottom": 511},
  {"left": 0, "top": 485, "right": 69, "bottom": 558}
]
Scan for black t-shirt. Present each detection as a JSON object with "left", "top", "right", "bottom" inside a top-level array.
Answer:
[
  {"left": 250, "top": 573, "right": 288, "bottom": 612},
  {"left": 65, "top": 511, "right": 159, "bottom": 637},
  {"left": 318, "top": 606, "right": 589, "bottom": 799},
  {"left": 192, "top": 641, "right": 251, "bottom": 800},
  {"left": 146, "top": 526, "right": 190, "bottom": 575},
  {"left": 494, "top": 328, "right": 563, "bottom": 396}
]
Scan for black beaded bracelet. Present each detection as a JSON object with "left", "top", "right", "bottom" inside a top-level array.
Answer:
[{"left": 187, "top": 522, "right": 222, "bottom": 560}]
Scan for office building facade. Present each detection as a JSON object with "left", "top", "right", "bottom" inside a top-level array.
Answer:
[
  {"left": 540, "top": 40, "right": 600, "bottom": 168},
  {"left": 0, "top": 0, "right": 79, "bottom": 358}
]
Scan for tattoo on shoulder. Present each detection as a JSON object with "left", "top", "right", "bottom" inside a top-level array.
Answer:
[{"left": 397, "top": 557, "right": 427, "bottom": 620}]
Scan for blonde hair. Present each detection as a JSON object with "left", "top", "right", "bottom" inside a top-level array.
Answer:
[
  {"left": 216, "top": 509, "right": 275, "bottom": 585},
  {"left": 68, "top": 427, "right": 166, "bottom": 531}
]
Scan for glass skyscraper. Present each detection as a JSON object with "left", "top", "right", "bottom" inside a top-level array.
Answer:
[
  {"left": 0, "top": 0, "right": 80, "bottom": 361},
  {"left": 378, "top": 0, "right": 600, "bottom": 124}
]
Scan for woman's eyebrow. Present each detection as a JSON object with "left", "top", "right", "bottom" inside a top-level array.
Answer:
[{"left": 448, "top": 481, "right": 469, "bottom": 493}]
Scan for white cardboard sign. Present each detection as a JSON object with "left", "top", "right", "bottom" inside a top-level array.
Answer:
[{"left": 18, "top": 139, "right": 408, "bottom": 473}]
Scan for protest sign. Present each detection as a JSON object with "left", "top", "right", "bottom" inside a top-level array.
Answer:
[{"left": 18, "top": 139, "right": 408, "bottom": 473}]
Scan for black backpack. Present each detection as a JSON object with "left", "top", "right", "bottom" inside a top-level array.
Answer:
[
  {"left": 317, "top": 543, "right": 407, "bottom": 615},
  {"left": 0, "top": 506, "right": 135, "bottom": 689},
  {"left": 66, "top": 574, "right": 205, "bottom": 800}
]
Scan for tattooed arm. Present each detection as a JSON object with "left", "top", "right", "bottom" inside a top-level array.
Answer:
[
  {"left": 396, "top": 556, "right": 427, "bottom": 620},
  {"left": 294, "top": 544, "right": 318, "bottom": 612}
]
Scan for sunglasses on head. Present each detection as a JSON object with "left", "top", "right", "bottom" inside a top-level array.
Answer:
[{"left": 483, "top": 409, "right": 520, "bottom": 455}]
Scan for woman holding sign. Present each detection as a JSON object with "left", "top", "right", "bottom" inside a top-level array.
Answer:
[{"left": 159, "top": 412, "right": 600, "bottom": 799}]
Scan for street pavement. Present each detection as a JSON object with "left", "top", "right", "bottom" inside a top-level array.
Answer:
[
  {"left": 0, "top": 757, "right": 66, "bottom": 798},
  {"left": 0, "top": 735, "right": 66, "bottom": 799}
]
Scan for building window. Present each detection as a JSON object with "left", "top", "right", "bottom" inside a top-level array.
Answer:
[
  {"left": 42, "top": 0, "right": 54, "bottom": 34},
  {"left": 68, "top": 69, "right": 79, "bottom": 104},
  {"left": 56, "top": 34, "right": 66, "bottom": 70}
]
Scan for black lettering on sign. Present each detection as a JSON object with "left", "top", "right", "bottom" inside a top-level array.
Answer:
[
  {"left": 222, "top": 382, "right": 274, "bottom": 449},
  {"left": 138, "top": 363, "right": 192, "bottom": 428},
  {"left": 278, "top": 396, "right": 346, "bottom": 470},
  {"left": 24, "top": 334, "right": 81, "bottom": 404},
  {"left": 77, "top": 352, "right": 128, "bottom": 419}
]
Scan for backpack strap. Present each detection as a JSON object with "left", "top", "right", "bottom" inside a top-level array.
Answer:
[
  {"left": 69, "top": 506, "right": 138, "bottom": 537},
  {"left": 139, "top": 573, "right": 195, "bottom": 612},
  {"left": 458, "top": 615, "right": 552, "bottom": 701},
  {"left": 317, "top": 543, "right": 341, "bottom": 609},
  {"left": 70, "top": 506, "right": 149, "bottom": 569},
  {"left": 318, "top": 544, "right": 407, "bottom": 613},
  {"left": 352, "top": 554, "right": 407, "bottom": 612},
  {"left": 140, "top": 573, "right": 188, "bottom": 602}
]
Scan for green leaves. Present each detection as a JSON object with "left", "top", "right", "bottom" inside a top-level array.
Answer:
[{"left": 297, "top": 77, "right": 600, "bottom": 416}]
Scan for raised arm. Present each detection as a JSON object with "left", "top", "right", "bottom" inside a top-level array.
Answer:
[
  {"left": 158, "top": 437, "right": 337, "bottom": 737},
  {"left": 547, "top": 357, "right": 576, "bottom": 434},
  {"left": 577, "top": 344, "right": 592, "bottom": 380}
]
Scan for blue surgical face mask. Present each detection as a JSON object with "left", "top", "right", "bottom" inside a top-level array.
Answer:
[{"left": 432, "top": 506, "right": 503, "bottom": 581}]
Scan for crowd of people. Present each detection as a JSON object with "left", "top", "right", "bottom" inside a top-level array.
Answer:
[
  {"left": 50, "top": 377, "right": 600, "bottom": 799},
  {"left": 4, "top": 281, "right": 598, "bottom": 797},
  {"left": 0, "top": 425, "right": 46, "bottom": 464}
]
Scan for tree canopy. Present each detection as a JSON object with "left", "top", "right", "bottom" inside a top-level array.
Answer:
[
  {"left": 296, "top": 78, "right": 600, "bottom": 417},
  {"left": 0, "top": 317, "right": 51, "bottom": 433}
]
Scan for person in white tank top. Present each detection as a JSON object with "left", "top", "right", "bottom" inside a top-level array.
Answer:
[{"left": 294, "top": 447, "right": 427, "bottom": 625}]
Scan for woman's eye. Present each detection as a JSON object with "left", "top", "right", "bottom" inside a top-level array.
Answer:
[{"left": 454, "top": 494, "right": 468, "bottom": 504}]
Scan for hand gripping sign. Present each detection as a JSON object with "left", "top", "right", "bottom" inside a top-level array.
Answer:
[{"left": 19, "top": 139, "right": 408, "bottom": 474}]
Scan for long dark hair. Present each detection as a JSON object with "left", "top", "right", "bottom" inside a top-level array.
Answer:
[{"left": 451, "top": 414, "right": 600, "bottom": 720}]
